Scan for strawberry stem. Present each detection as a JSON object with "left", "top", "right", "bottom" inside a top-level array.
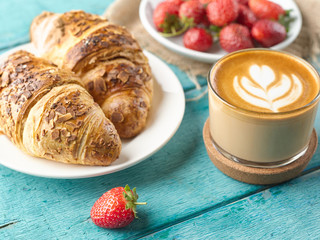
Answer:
[
  {"left": 133, "top": 202, "right": 147, "bottom": 205},
  {"left": 123, "top": 185, "right": 146, "bottom": 218},
  {"left": 278, "top": 9, "right": 295, "bottom": 33},
  {"left": 160, "top": 22, "right": 191, "bottom": 37}
]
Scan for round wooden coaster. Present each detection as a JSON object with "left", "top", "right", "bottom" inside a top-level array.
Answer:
[{"left": 203, "top": 118, "right": 318, "bottom": 185}]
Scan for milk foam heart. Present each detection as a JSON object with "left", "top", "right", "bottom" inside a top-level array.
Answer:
[
  {"left": 233, "top": 65, "right": 303, "bottom": 112},
  {"left": 211, "top": 50, "right": 319, "bottom": 112}
]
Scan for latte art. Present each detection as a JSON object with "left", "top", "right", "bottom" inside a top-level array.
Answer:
[
  {"left": 209, "top": 49, "right": 320, "bottom": 165},
  {"left": 233, "top": 65, "right": 303, "bottom": 112}
]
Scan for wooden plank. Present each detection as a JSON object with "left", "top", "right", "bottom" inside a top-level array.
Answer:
[
  {"left": 164, "top": 64, "right": 208, "bottom": 91},
  {"left": 0, "top": 0, "right": 114, "bottom": 49},
  {"left": 142, "top": 169, "right": 320, "bottom": 240},
  {"left": 1, "top": 90, "right": 320, "bottom": 239}
]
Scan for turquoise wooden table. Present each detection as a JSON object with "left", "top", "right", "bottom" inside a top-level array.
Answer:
[{"left": 1, "top": 1, "right": 320, "bottom": 239}]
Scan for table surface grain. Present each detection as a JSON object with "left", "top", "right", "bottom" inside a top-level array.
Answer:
[{"left": 1, "top": 1, "right": 319, "bottom": 239}]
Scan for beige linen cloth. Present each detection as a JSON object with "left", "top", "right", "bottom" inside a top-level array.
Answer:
[{"left": 104, "top": 0, "right": 320, "bottom": 79}]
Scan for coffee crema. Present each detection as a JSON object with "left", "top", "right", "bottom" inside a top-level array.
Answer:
[{"left": 211, "top": 50, "right": 320, "bottom": 113}]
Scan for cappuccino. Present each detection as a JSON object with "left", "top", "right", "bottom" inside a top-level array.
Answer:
[{"left": 208, "top": 49, "right": 320, "bottom": 167}]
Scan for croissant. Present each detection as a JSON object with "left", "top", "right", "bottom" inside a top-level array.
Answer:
[
  {"left": 0, "top": 50, "right": 121, "bottom": 166},
  {"left": 30, "top": 10, "right": 153, "bottom": 138}
]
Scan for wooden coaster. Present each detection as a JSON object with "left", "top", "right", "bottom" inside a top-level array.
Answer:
[{"left": 203, "top": 118, "right": 318, "bottom": 185}]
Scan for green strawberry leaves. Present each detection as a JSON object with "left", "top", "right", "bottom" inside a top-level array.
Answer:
[
  {"left": 278, "top": 9, "right": 295, "bottom": 33},
  {"left": 123, "top": 184, "right": 147, "bottom": 218},
  {"left": 159, "top": 13, "right": 184, "bottom": 35},
  {"left": 160, "top": 15, "right": 195, "bottom": 37}
]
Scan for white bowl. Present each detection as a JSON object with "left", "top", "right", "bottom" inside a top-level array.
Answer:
[{"left": 139, "top": 0, "right": 303, "bottom": 63}]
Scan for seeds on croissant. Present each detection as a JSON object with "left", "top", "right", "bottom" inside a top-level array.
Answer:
[
  {"left": 50, "top": 121, "right": 55, "bottom": 130},
  {"left": 117, "top": 71, "right": 130, "bottom": 83},
  {"left": 67, "top": 135, "right": 77, "bottom": 143},
  {"left": 60, "top": 128, "right": 69, "bottom": 137},
  {"left": 22, "top": 91, "right": 32, "bottom": 99},
  {"left": 51, "top": 129, "right": 60, "bottom": 140},
  {"left": 27, "top": 83, "right": 35, "bottom": 91},
  {"left": 48, "top": 110, "right": 55, "bottom": 121},
  {"left": 96, "top": 78, "right": 107, "bottom": 92},
  {"left": 56, "top": 113, "right": 73, "bottom": 123},
  {"left": 56, "top": 105, "right": 67, "bottom": 114},
  {"left": 75, "top": 109, "right": 89, "bottom": 117}
]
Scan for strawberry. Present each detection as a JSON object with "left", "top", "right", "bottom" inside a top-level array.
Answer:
[
  {"left": 179, "top": 0, "right": 205, "bottom": 25},
  {"left": 183, "top": 27, "right": 213, "bottom": 52},
  {"left": 237, "top": 0, "right": 248, "bottom": 5},
  {"left": 251, "top": 19, "right": 286, "bottom": 47},
  {"left": 248, "top": 0, "right": 285, "bottom": 20},
  {"left": 201, "top": 15, "right": 211, "bottom": 27},
  {"left": 90, "top": 185, "right": 146, "bottom": 229},
  {"left": 166, "top": 0, "right": 185, "bottom": 6},
  {"left": 199, "top": 0, "right": 214, "bottom": 4},
  {"left": 219, "top": 23, "right": 254, "bottom": 52},
  {"left": 153, "top": 1, "right": 181, "bottom": 33},
  {"left": 237, "top": 4, "right": 257, "bottom": 29},
  {"left": 206, "top": 0, "right": 239, "bottom": 27}
]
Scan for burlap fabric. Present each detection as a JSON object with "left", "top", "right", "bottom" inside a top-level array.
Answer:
[{"left": 104, "top": 0, "right": 320, "bottom": 79}]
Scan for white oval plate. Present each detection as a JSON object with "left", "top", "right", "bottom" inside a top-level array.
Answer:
[
  {"left": 0, "top": 43, "right": 185, "bottom": 179},
  {"left": 139, "top": 0, "right": 302, "bottom": 63}
]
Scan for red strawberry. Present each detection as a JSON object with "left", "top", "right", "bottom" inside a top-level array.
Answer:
[
  {"left": 248, "top": 0, "right": 285, "bottom": 20},
  {"left": 237, "top": 0, "right": 248, "bottom": 5},
  {"left": 237, "top": 4, "right": 257, "bottom": 29},
  {"left": 251, "top": 19, "right": 286, "bottom": 47},
  {"left": 183, "top": 27, "right": 213, "bottom": 52},
  {"left": 179, "top": 0, "right": 205, "bottom": 25},
  {"left": 199, "top": 0, "right": 214, "bottom": 4},
  {"left": 166, "top": 0, "right": 185, "bottom": 6},
  {"left": 206, "top": 0, "right": 239, "bottom": 27},
  {"left": 219, "top": 23, "right": 254, "bottom": 52},
  {"left": 90, "top": 185, "right": 146, "bottom": 229},
  {"left": 153, "top": 1, "right": 180, "bottom": 33},
  {"left": 201, "top": 15, "right": 211, "bottom": 27}
]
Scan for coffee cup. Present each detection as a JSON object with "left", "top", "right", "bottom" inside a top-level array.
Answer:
[{"left": 208, "top": 49, "right": 320, "bottom": 168}]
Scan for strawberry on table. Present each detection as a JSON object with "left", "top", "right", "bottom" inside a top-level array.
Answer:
[
  {"left": 90, "top": 185, "right": 146, "bottom": 229},
  {"left": 179, "top": 0, "right": 205, "bottom": 25},
  {"left": 183, "top": 27, "right": 213, "bottom": 52},
  {"left": 237, "top": 4, "right": 257, "bottom": 29},
  {"left": 206, "top": 0, "right": 239, "bottom": 27},
  {"left": 248, "top": 0, "right": 285, "bottom": 20},
  {"left": 219, "top": 23, "right": 254, "bottom": 53},
  {"left": 251, "top": 19, "right": 286, "bottom": 47},
  {"left": 153, "top": 1, "right": 181, "bottom": 33}
]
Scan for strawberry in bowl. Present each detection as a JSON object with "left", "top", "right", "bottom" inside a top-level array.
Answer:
[{"left": 139, "top": 0, "right": 302, "bottom": 62}]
